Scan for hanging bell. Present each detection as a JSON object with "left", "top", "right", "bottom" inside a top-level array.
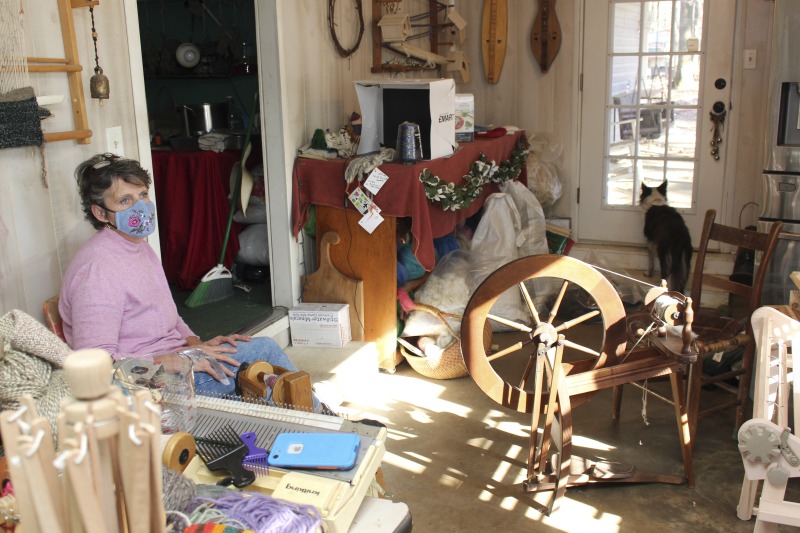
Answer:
[{"left": 90, "top": 66, "right": 110, "bottom": 100}]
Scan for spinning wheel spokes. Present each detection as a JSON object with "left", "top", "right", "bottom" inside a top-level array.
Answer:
[
  {"left": 561, "top": 338, "right": 600, "bottom": 357},
  {"left": 519, "top": 281, "right": 542, "bottom": 325},
  {"left": 487, "top": 339, "right": 534, "bottom": 362},
  {"left": 487, "top": 313, "right": 533, "bottom": 332},
  {"left": 546, "top": 279, "right": 570, "bottom": 324},
  {"left": 462, "top": 255, "right": 627, "bottom": 414}
]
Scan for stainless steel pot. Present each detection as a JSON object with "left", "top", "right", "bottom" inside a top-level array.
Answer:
[{"left": 180, "top": 102, "right": 228, "bottom": 137}]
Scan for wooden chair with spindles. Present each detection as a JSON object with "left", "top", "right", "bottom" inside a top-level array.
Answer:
[
  {"left": 613, "top": 209, "right": 782, "bottom": 440},
  {"left": 42, "top": 294, "right": 67, "bottom": 344},
  {"left": 684, "top": 210, "right": 782, "bottom": 437}
]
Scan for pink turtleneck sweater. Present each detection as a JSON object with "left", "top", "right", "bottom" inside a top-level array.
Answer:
[{"left": 59, "top": 228, "right": 194, "bottom": 360}]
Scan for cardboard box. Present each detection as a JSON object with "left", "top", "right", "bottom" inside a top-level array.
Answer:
[
  {"left": 289, "top": 303, "right": 352, "bottom": 348},
  {"left": 455, "top": 94, "right": 474, "bottom": 142},
  {"left": 355, "top": 79, "right": 456, "bottom": 160}
]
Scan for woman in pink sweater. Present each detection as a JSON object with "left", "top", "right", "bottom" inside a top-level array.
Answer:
[{"left": 59, "top": 153, "right": 306, "bottom": 401}]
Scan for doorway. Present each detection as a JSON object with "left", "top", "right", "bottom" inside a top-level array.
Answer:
[
  {"left": 136, "top": 0, "right": 274, "bottom": 338},
  {"left": 577, "top": 0, "right": 737, "bottom": 244}
]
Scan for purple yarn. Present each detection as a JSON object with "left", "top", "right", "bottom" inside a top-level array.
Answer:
[{"left": 190, "top": 491, "right": 322, "bottom": 533}]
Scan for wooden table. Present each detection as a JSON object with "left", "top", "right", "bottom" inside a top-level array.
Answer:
[{"left": 292, "top": 132, "right": 527, "bottom": 370}]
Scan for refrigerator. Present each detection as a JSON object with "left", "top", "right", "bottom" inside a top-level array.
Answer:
[{"left": 758, "top": 0, "right": 800, "bottom": 306}]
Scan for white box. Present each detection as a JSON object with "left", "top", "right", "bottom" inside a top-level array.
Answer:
[
  {"left": 289, "top": 303, "right": 352, "bottom": 348},
  {"left": 455, "top": 94, "right": 474, "bottom": 142},
  {"left": 355, "top": 79, "right": 456, "bottom": 160}
]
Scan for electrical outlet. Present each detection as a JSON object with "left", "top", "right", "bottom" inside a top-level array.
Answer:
[
  {"left": 106, "top": 126, "right": 124, "bottom": 157},
  {"left": 743, "top": 49, "right": 757, "bottom": 70}
]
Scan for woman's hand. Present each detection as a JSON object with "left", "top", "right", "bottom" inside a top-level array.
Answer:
[
  {"left": 183, "top": 334, "right": 252, "bottom": 383},
  {"left": 204, "top": 334, "right": 252, "bottom": 348},
  {"left": 191, "top": 356, "right": 235, "bottom": 382},
  {"left": 186, "top": 334, "right": 250, "bottom": 362}
]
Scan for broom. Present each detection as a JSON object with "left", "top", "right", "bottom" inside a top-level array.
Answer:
[{"left": 185, "top": 91, "right": 259, "bottom": 308}]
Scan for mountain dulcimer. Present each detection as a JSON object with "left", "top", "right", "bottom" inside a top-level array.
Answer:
[
  {"left": 482, "top": 0, "right": 508, "bottom": 84},
  {"left": 530, "top": 0, "right": 562, "bottom": 73}
]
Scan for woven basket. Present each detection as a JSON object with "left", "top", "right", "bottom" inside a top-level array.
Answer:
[{"left": 398, "top": 303, "right": 492, "bottom": 380}]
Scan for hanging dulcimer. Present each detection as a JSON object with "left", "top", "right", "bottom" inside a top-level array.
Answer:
[
  {"left": 482, "top": 0, "right": 508, "bottom": 84},
  {"left": 530, "top": 0, "right": 562, "bottom": 73}
]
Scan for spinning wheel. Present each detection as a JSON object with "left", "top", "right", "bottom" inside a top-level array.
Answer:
[
  {"left": 462, "top": 254, "right": 627, "bottom": 413},
  {"left": 462, "top": 255, "right": 696, "bottom": 514}
]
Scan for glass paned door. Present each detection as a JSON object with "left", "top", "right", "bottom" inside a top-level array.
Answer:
[{"left": 578, "top": 0, "right": 735, "bottom": 244}]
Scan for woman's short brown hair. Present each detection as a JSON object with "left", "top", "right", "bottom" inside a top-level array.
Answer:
[{"left": 74, "top": 153, "right": 152, "bottom": 229}]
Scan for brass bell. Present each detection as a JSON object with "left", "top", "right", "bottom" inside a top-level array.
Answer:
[{"left": 90, "top": 66, "right": 110, "bottom": 101}]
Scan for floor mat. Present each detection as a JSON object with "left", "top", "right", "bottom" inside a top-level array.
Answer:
[{"left": 171, "top": 278, "right": 272, "bottom": 339}]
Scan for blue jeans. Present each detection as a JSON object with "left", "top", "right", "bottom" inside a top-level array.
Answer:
[{"left": 193, "top": 337, "right": 320, "bottom": 410}]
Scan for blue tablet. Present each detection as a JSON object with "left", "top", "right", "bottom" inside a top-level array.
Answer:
[{"left": 269, "top": 432, "right": 360, "bottom": 470}]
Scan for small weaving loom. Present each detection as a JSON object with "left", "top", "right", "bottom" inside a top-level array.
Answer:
[{"left": 182, "top": 395, "right": 386, "bottom": 533}]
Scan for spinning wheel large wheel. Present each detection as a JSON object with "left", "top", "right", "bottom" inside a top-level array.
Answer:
[
  {"left": 462, "top": 255, "right": 694, "bottom": 514},
  {"left": 462, "top": 254, "right": 628, "bottom": 413}
]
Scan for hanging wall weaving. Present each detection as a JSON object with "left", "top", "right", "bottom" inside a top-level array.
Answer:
[
  {"left": 0, "top": 87, "right": 50, "bottom": 149},
  {"left": 0, "top": 0, "right": 50, "bottom": 149}
]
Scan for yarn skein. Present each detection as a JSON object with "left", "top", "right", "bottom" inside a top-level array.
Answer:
[{"left": 188, "top": 491, "right": 322, "bottom": 533}]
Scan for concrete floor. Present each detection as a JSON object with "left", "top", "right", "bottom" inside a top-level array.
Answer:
[{"left": 287, "top": 337, "right": 800, "bottom": 532}]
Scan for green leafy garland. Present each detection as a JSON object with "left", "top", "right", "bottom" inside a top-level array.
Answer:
[{"left": 419, "top": 137, "right": 530, "bottom": 211}]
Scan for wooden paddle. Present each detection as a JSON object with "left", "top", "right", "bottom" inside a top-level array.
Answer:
[
  {"left": 530, "top": 0, "right": 562, "bottom": 73},
  {"left": 301, "top": 231, "right": 365, "bottom": 341},
  {"left": 482, "top": 0, "right": 508, "bottom": 84}
]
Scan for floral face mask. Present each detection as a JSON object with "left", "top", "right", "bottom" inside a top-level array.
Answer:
[{"left": 106, "top": 199, "right": 156, "bottom": 237}]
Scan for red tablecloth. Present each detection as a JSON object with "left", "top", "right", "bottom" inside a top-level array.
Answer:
[
  {"left": 292, "top": 131, "right": 527, "bottom": 271},
  {"left": 152, "top": 149, "right": 258, "bottom": 289}
]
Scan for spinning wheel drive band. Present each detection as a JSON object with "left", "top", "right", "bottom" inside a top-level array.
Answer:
[{"left": 462, "top": 255, "right": 627, "bottom": 413}]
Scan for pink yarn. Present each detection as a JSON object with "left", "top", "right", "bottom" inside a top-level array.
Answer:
[
  {"left": 190, "top": 492, "right": 322, "bottom": 533},
  {"left": 397, "top": 288, "right": 416, "bottom": 314}
]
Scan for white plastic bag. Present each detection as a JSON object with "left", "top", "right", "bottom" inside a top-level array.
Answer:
[
  {"left": 233, "top": 198, "right": 268, "bottom": 224},
  {"left": 500, "top": 180, "right": 549, "bottom": 258},
  {"left": 469, "top": 193, "right": 530, "bottom": 331},
  {"left": 526, "top": 133, "right": 564, "bottom": 208},
  {"left": 236, "top": 223, "right": 270, "bottom": 266}
]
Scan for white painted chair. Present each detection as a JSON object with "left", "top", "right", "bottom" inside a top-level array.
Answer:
[{"left": 737, "top": 306, "right": 800, "bottom": 530}]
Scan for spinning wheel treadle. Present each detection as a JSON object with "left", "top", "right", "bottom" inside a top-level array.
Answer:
[{"left": 462, "top": 255, "right": 696, "bottom": 514}]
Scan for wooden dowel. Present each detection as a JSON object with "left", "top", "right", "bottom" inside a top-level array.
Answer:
[
  {"left": 44, "top": 129, "right": 92, "bottom": 142},
  {"left": 26, "top": 57, "right": 69, "bottom": 64},
  {"left": 71, "top": 0, "right": 100, "bottom": 7},
  {"left": 27, "top": 64, "right": 83, "bottom": 73}
]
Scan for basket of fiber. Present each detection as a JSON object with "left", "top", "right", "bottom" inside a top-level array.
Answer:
[{"left": 397, "top": 303, "right": 492, "bottom": 380}]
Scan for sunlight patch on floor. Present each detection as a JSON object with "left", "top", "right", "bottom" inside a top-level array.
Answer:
[
  {"left": 382, "top": 451, "right": 427, "bottom": 474},
  {"left": 572, "top": 435, "right": 617, "bottom": 452},
  {"left": 527, "top": 497, "right": 623, "bottom": 533}
]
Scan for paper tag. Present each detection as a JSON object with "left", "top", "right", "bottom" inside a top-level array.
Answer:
[
  {"left": 358, "top": 207, "right": 384, "bottom": 234},
  {"left": 348, "top": 187, "right": 372, "bottom": 215},
  {"left": 364, "top": 168, "right": 389, "bottom": 195},
  {"left": 712, "top": 351, "right": 724, "bottom": 363}
]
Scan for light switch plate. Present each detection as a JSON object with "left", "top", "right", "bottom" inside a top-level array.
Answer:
[
  {"left": 106, "top": 126, "right": 124, "bottom": 157},
  {"left": 743, "top": 49, "right": 757, "bottom": 70}
]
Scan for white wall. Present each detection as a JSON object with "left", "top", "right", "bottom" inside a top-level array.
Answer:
[{"left": 0, "top": 0, "right": 150, "bottom": 320}]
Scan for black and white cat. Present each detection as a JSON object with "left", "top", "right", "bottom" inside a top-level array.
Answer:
[{"left": 640, "top": 180, "right": 692, "bottom": 292}]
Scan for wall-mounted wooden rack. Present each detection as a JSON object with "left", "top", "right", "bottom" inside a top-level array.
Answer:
[
  {"left": 27, "top": 0, "right": 99, "bottom": 143},
  {"left": 371, "top": 0, "right": 452, "bottom": 74}
]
